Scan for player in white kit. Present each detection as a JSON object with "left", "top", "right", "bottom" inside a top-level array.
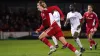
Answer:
[{"left": 64, "top": 4, "right": 85, "bottom": 53}]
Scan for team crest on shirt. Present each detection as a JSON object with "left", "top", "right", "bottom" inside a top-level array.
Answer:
[
  {"left": 90, "top": 15, "right": 93, "bottom": 17},
  {"left": 42, "top": 13, "right": 45, "bottom": 16},
  {"left": 86, "top": 14, "right": 88, "bottom": 17}
]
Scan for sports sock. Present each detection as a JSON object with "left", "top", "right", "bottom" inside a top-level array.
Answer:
[
  {"left": 40, "top": 37, "right": 52, "bottom": 47},
  {"left": 88, "top": 38, "right": 93, "bottom": 47},
  {"left": 52, "top": 36, "right": 58, "bottom": 45},
  {"left": 75, "top": 37, "right": 83, "bottom": 48},
  {"left": 64, "top": 43, "right": 76, "bottom": 52},
  {"left": 91, "top": 39, "right": 96, "bottom": 45}
]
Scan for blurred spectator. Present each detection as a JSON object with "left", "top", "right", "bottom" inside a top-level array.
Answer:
[{"left": 0, "top": 5, "right": 41, "bottom": 32}]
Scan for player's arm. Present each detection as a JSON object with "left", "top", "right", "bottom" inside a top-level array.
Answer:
[
  {"left": 53, "top": 11, "right": 60, "bottom": 22},
  {"left": 64, "top": 20, "right": 69, "bottom": 27},
  {"left": 36, "top": 24, "right": 44, "bottom": 33},
  {"left": 94, "top": 13, "right": 99, "bottom": 31},
  {"left": 64, "top": 13, "right": 70, "bottom": 27}
]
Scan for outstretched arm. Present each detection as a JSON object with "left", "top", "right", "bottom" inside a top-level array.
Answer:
[{"left": 36, "top": 24, "right": 44, "bottom": 33}]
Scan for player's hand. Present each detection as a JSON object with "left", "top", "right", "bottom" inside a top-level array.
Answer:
[
  {"left": 90, "top": 27, "right": 97, "bottom": 32},
  {"left": 35, "top": 29, "right": 40, "bottom": 34},
  {"left": 90, "top": 28, "right": 94, "bottom": 32},
  {"left": 35, "top": 30, "right": 39, "bottom": 34},
  {"left": 61, "top": 18, "right": 64, "bottom": 21},
  {"left": 64, "top": 22, "right": 67, "bottom": 27}
]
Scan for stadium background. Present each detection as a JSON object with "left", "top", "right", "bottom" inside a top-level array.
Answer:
[{"left": 0, "top": 0, "right": 100, "bottom": 39}]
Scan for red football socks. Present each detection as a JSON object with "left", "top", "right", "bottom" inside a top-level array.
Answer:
[
  {"left": 64, "top": 43, "right": 76, "bottom": 52},
  {"left": 40, "top": 37, "right": 52, "bottom": 47},
  {"left": 88, "top": 39, "right": 96, "bottom": 47}
]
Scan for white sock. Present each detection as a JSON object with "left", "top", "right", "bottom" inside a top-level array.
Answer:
[
  {"left": 75, "top": 50, "right": 80, "bottom": 55},
  {"left": 90, "top": 46, "right": 92, "bottom": 48},
  {"left": 50, "top": 46, "right": 54, "bottom": 49},
  {"left": 75, "top": 38, "right": 83, "bottom": 48},
  {"left": 52, "top": 36, "right": 58, "bottom": 45}
]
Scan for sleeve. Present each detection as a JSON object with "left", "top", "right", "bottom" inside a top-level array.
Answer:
[
  {"left": 36, "top": 24, "right": 44, "bottom": 32},
  {"left": 66, "top": 13, "right": 69, "bottom": 20},
  {"left": 78, "top": 12, "right": 82, "bottom": 20},
  {"left": 48, "top": 6, "right": 65, "bottom": 20},
  {"left": 94, "top": 13, "right": 99, "bottom": 28},
  {"left": 41, "top": 13, "right": 45, "bottom": 19},
  {"left": 53, "top": 11, "right": 60, "bottom": 22},
  {"left": 36, "top": 13, "right": 45, "bottom": 32},
  {"left": 66, "top": 13, "right": 70, "bottom": 22}
]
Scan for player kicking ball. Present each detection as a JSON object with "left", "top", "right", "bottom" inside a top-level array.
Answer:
[
  {"left": 36, "top": 0, "right": 82, "bottom": 56},
  {"left": 64, "top": 3, "right": 85, "bottom": 53},
  {"left": 81, "top": 4, "right": 99, "bottom": 50}
]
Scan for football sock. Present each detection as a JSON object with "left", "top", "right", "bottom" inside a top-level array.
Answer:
[
  {"left": 40, "top": 37, "right": 52, "bottom": 47},
  {"left": 64, "top": 43, "right": 76, "bottom": 52},
  {"left": 52, "top": 36, "right": 58, "bottom": 45},
  {"left": 75, "top": 37, "right": 83, "bottom": 48}
]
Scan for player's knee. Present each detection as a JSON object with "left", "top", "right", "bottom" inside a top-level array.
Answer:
[
  {"left": 73, "top": 32, "right": 79, "bottom": 38},
  {"left": 59, "top": 37, "right": 67, "bottom": 45},
  {"left": 73, "top": 36, "right": 77, "bottom": 39},
  {"left": 39, "top": 32, "right": 47, "bottom": 39},
  {"left": 88, "top": 33, "right": 93, "bottom": 38}
]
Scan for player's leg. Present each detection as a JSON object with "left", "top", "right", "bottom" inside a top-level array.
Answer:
[
  {"left": 86, "top": 27, "right": 93, "bottom": 50},
  {"left": 39, "top": 32, "right": 53, "bottom": 48},
  {"left": 72, "top": 29, "right": 85, "bottom": 52},
  {"left": 90, "top": 32, "right": 98, "bottom": 50},
  {"left": 58, "top": 37, "right": 82, "bottom": 56},
  {"left": 39, "top": 27, "right": 56, "bottom": 55},
  {"left": 52, "top": 36, "right": 59, "bottom": 48},
  {"left": 87, "top": 32, "right": 94, "bottom": 50},
  {"left": 55, "top": 28, "right": 82, "bottom": 56},
  {"left": 87, "top": 30, "right": 97, "bottom": 50}
]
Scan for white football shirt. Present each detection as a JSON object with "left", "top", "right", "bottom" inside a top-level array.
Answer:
[{"left": 67, "top": 11, "right": 82, "bottom": 29}]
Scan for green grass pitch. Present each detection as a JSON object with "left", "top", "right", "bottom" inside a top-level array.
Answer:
[{"left": 0, "top": 39, "right": 100, "bottom": 56}]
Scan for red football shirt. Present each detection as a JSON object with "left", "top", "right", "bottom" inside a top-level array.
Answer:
[
  {"left": 37, "top": 6, "right": 64, "bottom": 31},
  {"left": 83, "top": 11, "right": 99, "bottom": 28}
]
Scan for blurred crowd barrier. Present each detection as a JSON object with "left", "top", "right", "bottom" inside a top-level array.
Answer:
[{"left": 0, "top": 31, "right": 100, "bottom": 40}]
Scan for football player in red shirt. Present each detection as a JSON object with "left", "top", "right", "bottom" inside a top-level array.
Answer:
[
  {"left": 35, "top": 0, "right": 82, "bottom": 56},
  {"left": 81, "top": 4, "right": 99, "bottom": 50}
]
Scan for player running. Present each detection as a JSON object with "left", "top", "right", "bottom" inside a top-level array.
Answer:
[
  {"left": 64, "top": 3, "right": 85, "bottom": 53},
  {"left": 36, "top": 4, "right": 63, "bottom": 49},
  {"left": 81, "top": 4, "right": 99, "bottom": 50},
  {"left": 36, "top": 10, "right": 60, "bottom": 48},
  {"left": 36, "top": 0, "right": 82, "bottom": 56}
]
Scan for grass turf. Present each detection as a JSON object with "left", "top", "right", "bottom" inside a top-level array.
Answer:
[{"left": 0, "top": 39, "right": 100, "bottom": 56}]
